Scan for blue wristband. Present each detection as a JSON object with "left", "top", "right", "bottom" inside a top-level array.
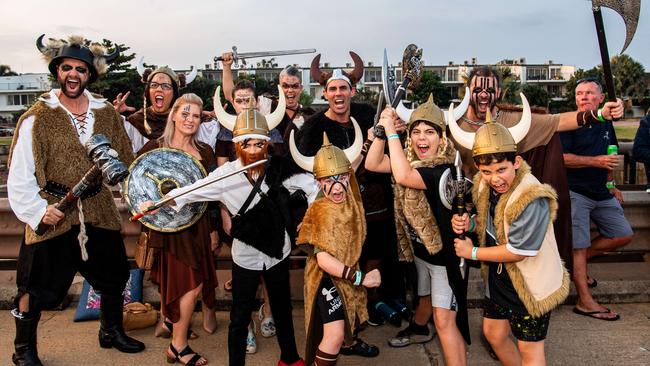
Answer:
[
  {"left": 471, "top": 247, "right": 479, "bottom": 261},
  {"left": 387, "top": 133, "right": 400, "bottom": 141},
  {"left": 354, "top": 271, "right": 363, "bottom": 286}
]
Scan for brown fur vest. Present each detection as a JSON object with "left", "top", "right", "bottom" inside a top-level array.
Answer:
[
  {"left": 393, "top": 142, "right": 456, "bottom": 261},
  {"left": 473, "top": 162, "right": 570, "bottom": 316},
  {"left": 9, "top": 94, "right": 134, "bottom": 244},
  {"left": 297, "top": 177, "right": 367, "bottom": 364}
]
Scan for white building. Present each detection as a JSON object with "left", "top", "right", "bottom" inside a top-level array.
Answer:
[{"left": 0, "top": 74, "right": 51, "bottom": 121}]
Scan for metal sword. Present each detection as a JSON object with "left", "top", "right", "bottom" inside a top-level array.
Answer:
[
  {"left": 214, "top": 46, "right": 317, "bottom": 67},
  {"left": 129, "top": 159, "right": 267, "bottom": 222}
]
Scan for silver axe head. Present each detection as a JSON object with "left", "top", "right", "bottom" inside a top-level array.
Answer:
[{"left": 592, "top": 0, "right": 641, "bottom": 54}]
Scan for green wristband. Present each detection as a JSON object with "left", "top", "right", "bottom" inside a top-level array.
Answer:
[
  {"left": 597, "top": 108, "right": 606, "bottom": 122},
  {"left": 468, "top": 216, "right": 476, "bottom": 233},
  {"left": 387, "top": 133, "right": 400, "bottom": 141},
  {"left": 606, "top": 180, "right": 615, "bottom": 189},
  {"left": 471, "top": 247, "right": 479, "bottom": 261}
]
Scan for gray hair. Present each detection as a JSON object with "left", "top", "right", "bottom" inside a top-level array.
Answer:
[{"left": 279, "top": 65, "right": 302, "bottom": 81}]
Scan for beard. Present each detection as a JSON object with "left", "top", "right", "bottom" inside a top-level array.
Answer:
[
  {"left": 59, "top": 75, "right": 88, "bottom": 99},
  {"left": 236, "top": 143, "right": 269, "bottom": 179},
  {"left": 470, "top": 97, "right": 497, "bottom": 120}
]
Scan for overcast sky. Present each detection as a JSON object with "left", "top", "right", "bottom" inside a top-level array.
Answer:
[{"left": 1, "top": 0, "right": 648, "bottom": 74}]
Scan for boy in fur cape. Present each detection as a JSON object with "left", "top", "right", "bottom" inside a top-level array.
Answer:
[
  {"left": 451, "top": 111, "right": 569, "bottom": 366},
  {"left": 290, "top": 121, "right": 381, "bottom": 366}
]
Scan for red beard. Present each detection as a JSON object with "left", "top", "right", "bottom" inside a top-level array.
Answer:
[{"left": 236, "top": 143, "right": 268, "bottom": 178}]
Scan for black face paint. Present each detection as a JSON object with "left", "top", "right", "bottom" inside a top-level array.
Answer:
[
  {"left": 322, "top": 174, "right": 350, "bottom": 195},
  {"left": 470, "top": 76, "right": 498, "bottom": 119},
  {"left": 183, "top": 104, "right": 191, "bottom": 112}
]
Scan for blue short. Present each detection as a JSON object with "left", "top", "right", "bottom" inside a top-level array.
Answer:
[{"left": 569, "top": 191, "right": 633, "bottom": 249}]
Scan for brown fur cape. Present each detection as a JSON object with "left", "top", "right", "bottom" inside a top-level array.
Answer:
[{"left": 297, "top": 174, "right": 368, "bottom": 365}]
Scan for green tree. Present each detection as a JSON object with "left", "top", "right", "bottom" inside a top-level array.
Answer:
[
  {"left": 407, "top": 70, "right": 447, "bottom": 106},
  {"left": 495, "top": 66, "right": 520, "bottom": 104},
  {"left": 0, "top": 64, "right": 18, "bottom": 76},
  {"left": 299, "top": 91, "right": 313, "bottom": 106},
  {"left": 611, "top": 54, "right": 646, "bottom": 101},
  {"left": 352, "top": 85, "right": 378, "bottom": 104},
  {"left": 184, "top": 76, "right": 218, "bottom": 110},
  {"left": 521, "top": 84, "right": 550, "bottom": 109},
  {"left": 88, "top": 39, "right": 144, "bottom": 110}
]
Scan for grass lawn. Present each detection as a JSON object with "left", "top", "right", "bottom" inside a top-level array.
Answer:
[{"left": 614, "top": 125, "right": 639, "bottom": 141}]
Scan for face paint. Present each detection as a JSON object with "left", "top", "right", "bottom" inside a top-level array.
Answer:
[
  {"left": 321, "top": 174, "right": 350, "bottom": 195},
  {"left": 470, "top": 76, "right": 498, "bottom": 120}
]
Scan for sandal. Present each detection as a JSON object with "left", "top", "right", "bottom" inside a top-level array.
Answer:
[
  {"left": 573, "top": 307, "right": 620, "bottom": 321},
  {"left": 158, "top": 320, "right": 199, "bottom": 340},
  {"left": 166, "top": 343, "right": 207, "bottom": 365},
  {"left": 587, "top": 276, "right": 598, "bottom": 288}
]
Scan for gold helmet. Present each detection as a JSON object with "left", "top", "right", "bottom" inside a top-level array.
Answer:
[
  {"left": 447, "top": 92, "right": 532, "bottom": 157},
  {"left": 213, "top": 85, "right": 286, "bottom": 142},
  {"left": 289, "top": 118, "right": 363, "bottom": 179},
  {"left": 396, "top": 88, "right": 470, "bottom": 126},
  {"left": 407, "top": 94, "right": 445, "bottom": 132}
]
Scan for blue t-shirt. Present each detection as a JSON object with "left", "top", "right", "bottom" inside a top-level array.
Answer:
[{"left": 560, "top": 122, "right": 617, "bottom": 201}]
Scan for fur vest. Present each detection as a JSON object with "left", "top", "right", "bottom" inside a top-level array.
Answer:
[
  {"left": 393, "top": 143, "right": 456, "bottom": 262},
  {"left": 297, "top": 176, "right": 368, "bottom": 364},
  {"left": 10, "top": 94, "right": 134, "bottom": 244},
  {"left": 473, "top": 162, "right": 570, "bottom": 317}
]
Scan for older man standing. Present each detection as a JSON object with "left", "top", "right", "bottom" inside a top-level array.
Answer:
[
  {"left": 560, "top": 78, "right": 634, "bottom": 321},
  {"left": 8, "top": 34, "right": 144, "bottom": 366}
]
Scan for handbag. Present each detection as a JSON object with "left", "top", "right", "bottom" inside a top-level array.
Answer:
[
  {"left": 134, "top": 231, "right": 155, "bottom": 270},
  {"left": 122, "top": 302, "right": 158, "bottom": 331}
]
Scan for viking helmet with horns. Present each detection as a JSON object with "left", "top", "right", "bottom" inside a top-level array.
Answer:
[
  {"left": 310, "top": 51, "right": 364, "bottom": 86},
  {"left": 447, "top": 93, "right": 532, "bottom": 157},
  {"left": 36, "top": 34, "right": 120, "bottom": 83},
  {"left": 136, "top": 57, "right": 198, "bottom": 91},
  {"left": 213, "top": 85, "right": 286, "bottom": 142},
  {"left": 289, "top": 118, "right": 363, "bottom": 179},
  {"left": 406, "top": 94, "right": 446, "bottom": 132}
]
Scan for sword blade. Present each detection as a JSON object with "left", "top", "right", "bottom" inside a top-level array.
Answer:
[{"left": 236, "top": 48, "right": 317, "bottom": 60}]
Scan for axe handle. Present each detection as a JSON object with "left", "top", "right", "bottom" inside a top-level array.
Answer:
[
  {"left": 34, "top": 166, "right": 102, "bottom": 235},
  {"left": 593, "top": 7, "right": 617, "bottom": 102},
  {"left": 391, "top": 76, "right": 412, "bottom": 109}
]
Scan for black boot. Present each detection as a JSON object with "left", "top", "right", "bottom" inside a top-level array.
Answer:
[
  {"left": 98, "top": 294, "right": 145, "bottom": 353},
  {"left": 12, "top": 309, "right": 43, "bottom": 366}
]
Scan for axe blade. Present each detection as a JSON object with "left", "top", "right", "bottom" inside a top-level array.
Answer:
[{"left": 592, "top": 0, "right": 641, "bottom": 53}]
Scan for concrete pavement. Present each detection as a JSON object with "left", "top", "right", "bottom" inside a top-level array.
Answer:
[{"left": 1, "top": 303, "right": 649, "bottom": 365}]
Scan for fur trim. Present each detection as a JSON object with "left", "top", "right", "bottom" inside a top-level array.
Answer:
[{"left": 393, "top": 143, "right": 457, "bottom": 261}]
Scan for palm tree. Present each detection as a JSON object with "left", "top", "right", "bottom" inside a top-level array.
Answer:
[{"left": 0, "top": 64, "right": 18, "bottom": 76}]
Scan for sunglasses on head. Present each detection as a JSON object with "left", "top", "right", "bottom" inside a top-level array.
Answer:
[{"left": 576, "top": 77, "right": 602, "bottom": 87}]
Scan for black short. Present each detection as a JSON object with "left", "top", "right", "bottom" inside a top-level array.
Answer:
[
  {"left": 15, "top": 225, "right": 130, "bottom": 311},
  {"left": 316, "top": 275, "right": 345, "bottom": 324},
  {"left": 483, "top": 297, "right": 551, "bottom": 342}
]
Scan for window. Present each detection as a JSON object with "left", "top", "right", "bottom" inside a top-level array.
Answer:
[
  {"left": 364, "top": 69, "right": 381, "bottom": 83},
  {"left": 547, "top": 85, "right": 561, "bottom": 97},
  {"left": 550, "top": 68, "right": 562, "bottom": 80},
  {"left": 395, "top": 69, "right": 403, "bottom": 83},
  {"left": 447, "top": 69, "right": 458, "bottom": 82},
  {"left": 8, "top": 94, "right": 31, "bottom": 106},
  {"left": 526, "top": 68, "right": 548, "bottom": 80}
]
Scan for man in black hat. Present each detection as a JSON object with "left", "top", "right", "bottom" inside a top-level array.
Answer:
[{"left": 7, "top": 34, "right": 144, "bottom": 366}]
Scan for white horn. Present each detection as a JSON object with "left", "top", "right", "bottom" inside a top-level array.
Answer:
[
  {"left": 343, "top": 117, "right": 363, "bottom": 163},
  {"left": 447, "top": 103, "right": 475, "bottom": 150},
  {"left": 213, "top": 86, "right": 237, "bottom": 131},
  {"left": 136, "top": 56, "right": 146, "bottom": 76},
  {"left": 185, "top": 66, "right": 198, "bottom": 84},
  {"left": 396, "top": 100, "right": 414, "bottom": 123},
  {"left": 289, "top": 129, "right": 314, "bottom": 172},
  {"left": 266, "top": 85, "right": 286, "bottom": 130},
  {"left": 448, "top": 87, "right": 471, "bottom": 124},
  {"left": 509, "top": 93, "right": 532, "bottom": 144}
]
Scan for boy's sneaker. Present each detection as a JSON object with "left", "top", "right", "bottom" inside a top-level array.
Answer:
[
  {"left": 246, "top": 324, "right": 257, "bottom": 354},
  {"left": 340, "top": 338, "right": 379, "bottom": 357},
  {"left": 388, "top": 322, "right": 434, "bottom": 347},
  {"left": 367, "top": 306, "right": 385, "bottom": 326}
]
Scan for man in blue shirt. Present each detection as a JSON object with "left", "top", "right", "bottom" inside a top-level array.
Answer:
[{"left": 560, "top": 78, "right": 634, "bottom": 321}]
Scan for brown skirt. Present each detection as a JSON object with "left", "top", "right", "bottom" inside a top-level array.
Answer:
[{"left": 150, "top": 213, "right": 217, "bottom": 323}]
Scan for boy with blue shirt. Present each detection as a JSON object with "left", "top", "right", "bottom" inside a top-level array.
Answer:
[{"left": 451, "top": 112, "right": 569, "bottom": 365}]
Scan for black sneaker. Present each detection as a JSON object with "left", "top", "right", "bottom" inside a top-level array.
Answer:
[
  {"left": 367, "top": 306, "right": 385, "bottom": 327},
  {"left": 388, "top": 322, "right": 434, "bottom": 347},
  {"left": 340, "top": 338, "right": 379, "bottom": 357}
]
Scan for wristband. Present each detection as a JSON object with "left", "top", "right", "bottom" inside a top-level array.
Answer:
[
  {"left": 353, "top": 271, "right": 364, "bottom": 286},
  {"left": 468, "top": 216, "right": 476, "bottom": 233},
  {"left": 471, "top": 246, "right": 479, "bottom": 261},
  {"left": 597, "top": 108, "right": 606, "bottom": 122},
  {"left": 606, "top": 180, "right": 616, "bottom": 189},
  {"left": 387, "top": 133, "right": 400, "bottom": 141}
]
